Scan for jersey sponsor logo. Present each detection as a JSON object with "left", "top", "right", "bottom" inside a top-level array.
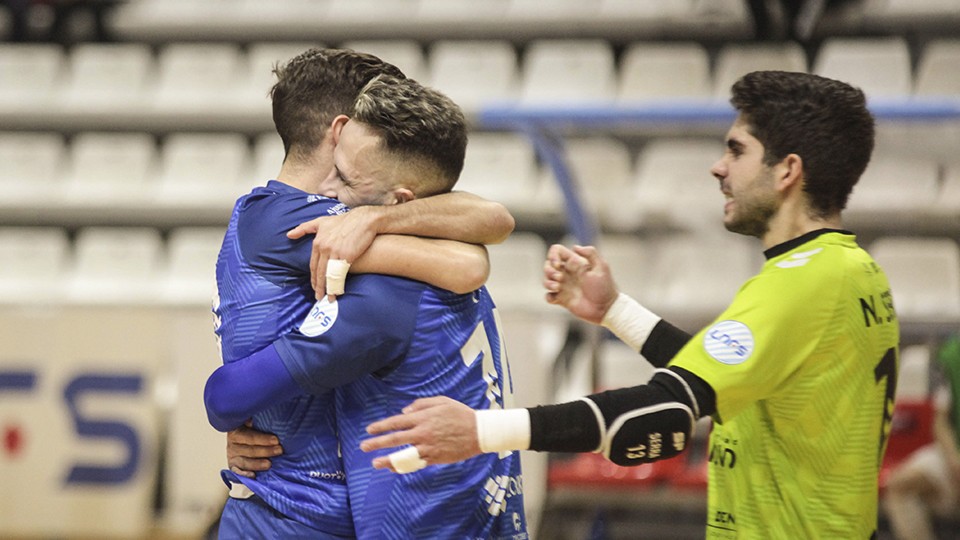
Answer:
[
  {"left": 703, "top": 320, "right": 754, "bottom": 365},
  {"left": 299, "top": 298, "right": 339, "bottom": 337},
  {"left": 775, "top": 247, "right": 823, "bottom": 268},
  {"left": 307, "top": 469, "right": 346, "bottom": 481},
  {"left": 709, "top": 441, "right": 737, "bottom": 468},
  {"left": 483, "top": 472, "right": 523, "bottom": 516}
]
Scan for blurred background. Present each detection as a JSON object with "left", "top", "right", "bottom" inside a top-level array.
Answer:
[{"left": 0, "top": 0, "right": 958, "bottom": 538}]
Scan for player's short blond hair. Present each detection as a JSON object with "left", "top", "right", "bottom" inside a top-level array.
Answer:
[{"left": 352, "top": 75, "right": 467, "bottom": 197}]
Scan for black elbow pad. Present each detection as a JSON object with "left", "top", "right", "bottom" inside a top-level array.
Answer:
[{"left": 602, "top": 402, "right": 694, "bottom": 466}]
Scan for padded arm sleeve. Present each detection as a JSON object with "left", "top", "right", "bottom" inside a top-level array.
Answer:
[
  {"left": 528, "top": 366, "right": 715, "bottom": 466},
  {"left": 640, "top": 320, "right": 693, "bottom": 368}
]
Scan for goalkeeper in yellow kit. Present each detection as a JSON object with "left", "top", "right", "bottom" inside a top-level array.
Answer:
[{"left": 362, "top": 70, "right": 899, "bottom": 539}]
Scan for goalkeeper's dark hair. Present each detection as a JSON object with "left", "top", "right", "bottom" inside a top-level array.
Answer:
[
  {"left": 270, "top": 48, "right": 405, "bottom": 162},
  {"left": 730, "top": 71, "right": 875, "bottom": 217}
]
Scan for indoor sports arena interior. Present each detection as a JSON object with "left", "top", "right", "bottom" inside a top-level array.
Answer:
[{"left": 1, "top": 0, "right": 958, "bottom": 538}]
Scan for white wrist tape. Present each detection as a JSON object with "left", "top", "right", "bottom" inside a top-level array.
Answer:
[
  {"left": 600, "top": 293, "right": 661, "bottom": 353},
  {"left": 388, "top": 446, "right": 427, "bottom": 474},
  {"left": 476, "top": 408, "right": 531, "bottom": 453},
  {"left": 325, "top": 259, "right": 350, "bottom": 295}
]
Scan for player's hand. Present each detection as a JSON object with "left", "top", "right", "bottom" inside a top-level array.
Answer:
[
  {"left": 287, "top": 207, "right": 380, "bottom": 300},
  {"left": 543, "top": 244, "right": 619, "bottom": 324},
  {"left": 226, "top": 422, "right": 283, "bottom": 479},
  {"left": 362, "top": 396, "right": 481, "bottom": 472}
]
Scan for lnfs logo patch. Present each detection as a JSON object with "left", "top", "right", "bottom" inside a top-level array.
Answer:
[
  {"left": 300, "top": 298, "right": 339, "bottom": 337},
  {"left": 703, "top": 320, "right": 754, "bottom": 365}
]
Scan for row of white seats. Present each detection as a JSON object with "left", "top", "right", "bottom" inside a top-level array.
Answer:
[
  {"left": 106, "top": 0, "right": 751, "bottom": 42},
  {"left": 460, "top": 231, "right": 960, "bottom": 328},
  {"left": 463, "top": 132, "right": 960, "bottom": 230},
  {"left": 2, "top": 37, "right": 959, "bottom": 120},
  {"left": 104, "top": 0, "right": 960, "bottom": 44},
  {"left": 3, "top": 129, "right": 959, "bottom": 230},
  {"left": 2, "top": 225, "right": 958, "bottom": 327},
  {"left": 0, "top": 226, "right": 223, "bottom": 306},
  {"left": 818, "top": 0, "right": 960, "bottom": 36},
  {"left": 0, "top": 131, "right": 275, "bottom": 207}
]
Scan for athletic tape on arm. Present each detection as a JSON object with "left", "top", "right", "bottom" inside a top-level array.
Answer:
[
  {"left": 601, "top": 293, "right": 661, "bottom": 353},
  {"left": 476, "top": 408, "right": 531, "bottom": 453}
]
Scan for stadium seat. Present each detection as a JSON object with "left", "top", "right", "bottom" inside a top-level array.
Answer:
[
  {"left": 242, "top": 42, "right": 323, "bottom": 108},
  {"left": 160, "top": 227, "right": 226, "bottom": 305},
  {"left": 713, "top": 42, "right": 808, "bottom": 97},
  {"left": 880, "top": 0, "right": 960, "bottom": 22},
  {"left": 869, "top": 236, "right": 960, "bottom": 323},
  {"left": 0, "top": 43, "right": 63, "bottom": 109},
  {"left": 871, "top": 119, "right": 957, "bottom": 166},
  {"left": 485, "top": 231, "right": 549, "bottom": 311},
  {"left": 844, "top": 154, "right": 940, "bottom": 222},
  {"left": 905, "top": 39, "right": 960, "bottom": 163},
  {"left": 879, "top": 398, "right": 936, "bottom": 489},
  {"left": 59, "top": 43, "right": 154, "bottom": 112},
  {"left": 645, "top": 231, "right": 761, "bottom": 326},
  {"left": 66, "top": 227, "right": 165, "bottom": 304},
  {"left": 548, "top": 452, "right": 665, "bottom": 490},
  {"left": 897, "top": 344, "right": 932, "bottom": 401},
  {"left": 0, "top": 227, "right": 70, "bottom": 304},
  {"left": 327, "top": 0, "right": 419, "bottom": 23},
  {"left": 62, "top": 132, "right": 158, "bottom": 206},
  {"left": 0, "top": 132, "right": 66, "bottom": 203},
  {"left": 546, "top": 416, "right": 710, "bottom": 492},
  {"left": 600, "top": 231, "right": 761, "bottom": 328},
  {"left": 417, "top": 0, "right": 510, "bottom": 20},
  {"left": 937, "top": 163, "right": 960, "bottom": 217},
  {"left": 605, "top": 137, "right": 724, "bottom": 232},
  {"left": 519, "top": 39, "right": 617, "bottom": 104},
  {"left": 454, "top": 131, "right": 538, "bottom": 213},
  {"left": 539, "top": 136, "right": 633, "bottom": 219},
  {"left": 596, "top": 234, "right": 659, "bottom": 307},
  {"left": 617, "top": 42, "right": 712, "bottom": 102},
  {"left": 599, "top": 0, "right": 695, "bottom": 19},
  {"left": 253, "top": 131, "right": 286, "bottom": 184},
  {"left": 508, "top": 0, "right": 598, "bottom": 19},
  {"left": 813, "top": 37, "right": 912, "bottom": 98},
  {"left": 339, "top": 39, "right": 426, "bottom": 82},
  {"left": 598, "top": 337, "right": 654, "bottom": 391},
  {"left": 154, "top": 133, "right": 252, "bottom": 207},
  {"left": 427, "top": 40, "right": 519, "bottom": 114},
  {"left": 152, "top": 42, "right": 247, "bottom": 113},
  {"left": 916, "top": 39, "right": 960, "bottom": 97}
]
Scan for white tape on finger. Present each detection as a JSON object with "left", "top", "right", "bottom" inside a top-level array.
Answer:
[
  {"left": 388, "top": 446, "right": 428, "bottom": 474},
  {"left": 326, "top": 259, "right": 350, "bottom": 295}
]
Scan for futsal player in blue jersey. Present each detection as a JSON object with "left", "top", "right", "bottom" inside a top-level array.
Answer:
[{"left": 209, "top": 49, "right": 516, "bottom": 539}]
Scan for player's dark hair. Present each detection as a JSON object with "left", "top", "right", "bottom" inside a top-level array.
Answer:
[
  {"left": 270, "top": 48, "right": 405, "bottom": 161},
  {"left": 730, "top": 71, "right": 875, "bottom": 216},
  {"left": 352, "top": 74, "right": 467, "bottom": 196}
]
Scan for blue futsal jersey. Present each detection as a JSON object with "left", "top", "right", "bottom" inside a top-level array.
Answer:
[
  {"left": 276, "top": 277, "right": 528, "bottom": 539},
  {"left": 212, "top": 180, "right": 353, "bottom": 536}
]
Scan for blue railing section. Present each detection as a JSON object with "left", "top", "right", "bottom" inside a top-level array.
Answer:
[{"left": 479, "top": 98, "right": 960, "bottom": 246}]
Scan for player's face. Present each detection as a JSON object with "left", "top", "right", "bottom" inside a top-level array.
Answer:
[
  {"left": 317, "top": 120, "right": 399, "bottom": 208},
  {"left": 711, "top": 118, "right": 779, "bottom": 238}
]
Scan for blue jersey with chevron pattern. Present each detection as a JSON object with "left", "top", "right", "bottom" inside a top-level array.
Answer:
[
  {"left": 213, "top": 180, "right": 354, "bottom": 536},
  {"left": 275, "top": 275, "right": 528, "bottom": 539},
  {"left": 336, "top": 285, "right": 528, "bottom": 540}
]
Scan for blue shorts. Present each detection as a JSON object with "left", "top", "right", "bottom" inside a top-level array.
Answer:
[{"left": 217, "top": 495, "right": 355, "bottom": 540}]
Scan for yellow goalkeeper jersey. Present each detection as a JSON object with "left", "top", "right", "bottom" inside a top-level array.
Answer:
[{"left": 671, "top": 230, "right": 899, "bottom": 539}]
